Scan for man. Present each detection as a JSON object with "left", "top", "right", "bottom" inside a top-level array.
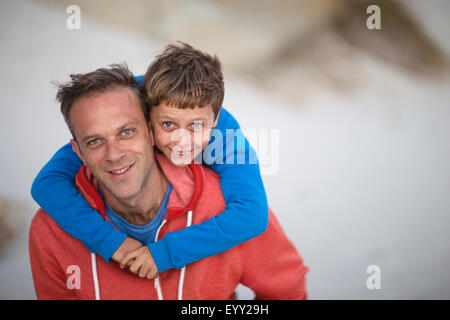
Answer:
[{"left": 29, "top": 64, "right": 308, "bottom": 299}]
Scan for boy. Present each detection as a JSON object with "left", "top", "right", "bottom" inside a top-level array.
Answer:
[{"left": 31, "top": 42, "right": 269, "bottom": 278}]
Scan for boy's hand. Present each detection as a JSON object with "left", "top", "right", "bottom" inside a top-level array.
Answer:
[
  {"left": 111, "top": 237, "right": 143, "bottom": 263},
  {"left": 120, "top": 246, "right": 159, "bottom": 279}
]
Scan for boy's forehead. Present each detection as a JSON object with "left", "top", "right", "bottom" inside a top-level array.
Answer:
[{"left": 150, "top": 101, "right": 214, "bottom": 120}]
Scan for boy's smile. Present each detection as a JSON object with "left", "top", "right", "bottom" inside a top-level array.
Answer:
[{"left": 150, "top": 101, "right": 219, "bottom": 166}]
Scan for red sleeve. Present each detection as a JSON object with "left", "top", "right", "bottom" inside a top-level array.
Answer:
[
  {"left": 240, "top": 209, "right": 309, "bottom": 300},
  {"left": 28, "top": 210, "right": 77, "bottom": 300}
]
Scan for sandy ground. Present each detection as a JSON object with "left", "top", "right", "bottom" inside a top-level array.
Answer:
[{"left": 0, "top": 0, "right": 449, "bottom": 299}]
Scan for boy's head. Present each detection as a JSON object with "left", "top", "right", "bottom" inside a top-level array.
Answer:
[{"left": 142, "top": 42, "right": 225, "bottom": 166}]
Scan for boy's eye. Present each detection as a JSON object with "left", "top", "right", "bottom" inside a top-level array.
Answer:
[
  {"left": 162, "top": 122, "right": 173, "bottom": 129},
  {"left": 122, "top": 128, "right": 135, "bottom": 136},
  {"left": 192, "top": 121, "right": 203, "bottom": 130}
]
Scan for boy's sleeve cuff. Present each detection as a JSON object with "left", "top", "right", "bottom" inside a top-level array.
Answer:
[
  {"left": 147, "top": 240, "right": 173, "bottom": 273},
  {"left": 98, "top": 229, "right": 128, "bottom": 263}
]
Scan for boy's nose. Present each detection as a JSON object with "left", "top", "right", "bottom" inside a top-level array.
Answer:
[{"left": 171, "top": 128, "right": 192, "bottom": 148}]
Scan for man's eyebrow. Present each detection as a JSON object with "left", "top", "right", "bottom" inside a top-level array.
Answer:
[{"left": 117, "top": 121, "right": 140, "bottom": 131}]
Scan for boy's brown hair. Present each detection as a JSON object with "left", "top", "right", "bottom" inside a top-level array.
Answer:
[{"left": 142, "top": 42, "right": 224, "bottom": 119}]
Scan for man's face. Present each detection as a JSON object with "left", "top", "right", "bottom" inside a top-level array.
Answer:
[
  {"left": 70, "top": 87, "right": 155, "bottom": 202},
  {"left": 150, "top": 101, "right": 218, "bottom": 166}
]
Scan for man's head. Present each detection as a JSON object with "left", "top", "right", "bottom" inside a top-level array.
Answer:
[
  {"left": 142, "top": 42, "right": 224, "bottom": 166},
  {"left": 59, "top": 64, "right": 149, "bottom": 138},
  {"left": 57, "top": 64, "right": 157, "bottom": 204}
]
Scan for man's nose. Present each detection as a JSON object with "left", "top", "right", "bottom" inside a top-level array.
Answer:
[{"left": 104, "top": 140, "right": 126, "bottom": 162}]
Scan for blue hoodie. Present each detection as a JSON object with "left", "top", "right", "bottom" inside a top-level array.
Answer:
[{"left": 31, "top": 105, "right": 269, "bottom": 273}]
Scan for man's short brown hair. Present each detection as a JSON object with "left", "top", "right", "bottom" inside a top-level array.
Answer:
[
  {"left": 142, "top": 42, "right": 224, "bottom": 119},
  {"left": 57, "top": 63, "right": 148, "bottom": 138}
]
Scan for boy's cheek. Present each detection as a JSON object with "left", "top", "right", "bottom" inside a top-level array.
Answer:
[
  {"left": 198, "top": 139, "right": 209, "bottom": 152},
  {"left": 150, "top": 132, "right": 168, "bottom": 155},
  {"left": 152, "top": 129, "right": 170, "bottom": 147},
  {"left": 193, "top": 127, "right": 211, "bottom": 145}
]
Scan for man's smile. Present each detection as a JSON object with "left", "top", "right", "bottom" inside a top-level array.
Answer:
[{"left": 107, "top": 163, "right": 135, "bottom": 178}]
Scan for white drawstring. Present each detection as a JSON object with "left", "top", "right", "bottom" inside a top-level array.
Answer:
[
  {"left": 90, "top": 211, "right": 193, "bottom": 301},
  {"left": 91, "top": 253, "right": 101, "bottom": 300},
  {"left": 154, "top": 210, "right": 193, "bottom": 300},
  {"left": 154, "top": 219, "right": 167, "bottom": 300},
  {"left": 177, "top": 210, "right": 193, "bottom": 300}
]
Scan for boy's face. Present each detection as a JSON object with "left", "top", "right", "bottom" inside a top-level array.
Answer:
[{"left": 150, "top": 101, "right": 219, "bottom": 166}]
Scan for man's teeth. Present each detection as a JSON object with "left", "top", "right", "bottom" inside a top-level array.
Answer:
[{"left": 111, "top": 166, "right": 130, "bottom": 174}]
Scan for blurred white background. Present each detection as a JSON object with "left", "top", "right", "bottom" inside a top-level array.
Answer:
[{"left": 0, "top": 0, "right": 449, "bottom": 299}]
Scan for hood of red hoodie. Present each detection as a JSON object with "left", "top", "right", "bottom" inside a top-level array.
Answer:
[{"left": 74, "top": 151, "right": 205, "bottom": 221}]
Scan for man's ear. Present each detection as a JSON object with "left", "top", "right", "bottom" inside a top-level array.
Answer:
[{"left": 71, "top": 139, "right": 87, "bottom": 166}]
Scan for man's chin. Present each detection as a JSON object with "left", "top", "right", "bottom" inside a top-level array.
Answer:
[
  {"left": 98, "top": 177, "right": 139, "bottom": 201},
  {"left": 107, "top": 187, "right": 140, "bottom": 202}
]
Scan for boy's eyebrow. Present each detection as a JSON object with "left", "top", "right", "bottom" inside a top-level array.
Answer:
[
  {"left": 158, "top": 115, "right": 208, "bottom": 122},
  {"left": 157, "top": 115, "right": 178, "bottom": 121}
]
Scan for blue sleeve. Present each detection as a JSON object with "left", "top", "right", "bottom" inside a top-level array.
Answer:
[
  {"left": 148, "top": 107, "right": 269, "bottom": 272},
  {"left": 30, "top": 143, "right": 127, "bottom": 262}
]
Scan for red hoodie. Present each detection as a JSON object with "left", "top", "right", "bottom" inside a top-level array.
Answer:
[{"left": 29, "top": 153, "right": 308, "bottom": 300}]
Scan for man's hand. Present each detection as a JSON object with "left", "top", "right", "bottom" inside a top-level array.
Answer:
[
  {"left": 111, "top": 237, "right": 143, "bottom": 263},
  {"left": 120, "top": 246, "right": 159, "bottom": 279}
]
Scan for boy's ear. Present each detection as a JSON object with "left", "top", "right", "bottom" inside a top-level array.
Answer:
[
  {"left": 71, "top": 139, "right": 87, "bottom": 165},
  {"left": 212, "top": 109, "right": 221, "bottom": 128}
]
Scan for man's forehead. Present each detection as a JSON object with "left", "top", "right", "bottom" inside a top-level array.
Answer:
[
  {"left": 70, "top": 87, "right": 145, "bottom": 138},
  {"left": 73, "top": 86, "right": 138, "bottom": 109}
]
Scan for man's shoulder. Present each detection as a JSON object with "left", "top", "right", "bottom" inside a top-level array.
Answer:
[
  {"left": 29, "top": 209, "right": 59, "bottom": 257},
  {"left": 30, "top": 209, "right": 55, "bottom": 234},
  {"left": 29, "top": 208, "right": 87, "bottom": 263},
  {"left": 29, "top": 209, "right": 71, "bottom": 243}
]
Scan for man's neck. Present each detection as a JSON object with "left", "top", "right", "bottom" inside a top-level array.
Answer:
[{"left": 101, "top": 165, "right": 169, "bottom": 226}]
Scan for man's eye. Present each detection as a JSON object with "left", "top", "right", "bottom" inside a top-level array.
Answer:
[
  {"left": 122, "top": 128, "right": 135, "bottom": 136},
  {"left": 162, "top": 122, "right": 173, "bottom": 129},
  {"left": 88, "top": 138, "right": 100, "bottom": 146}
]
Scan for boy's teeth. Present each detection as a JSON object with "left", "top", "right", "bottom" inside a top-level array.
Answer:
[{"left": 111, "top": 166, "right": 130, "bottom": 174}]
